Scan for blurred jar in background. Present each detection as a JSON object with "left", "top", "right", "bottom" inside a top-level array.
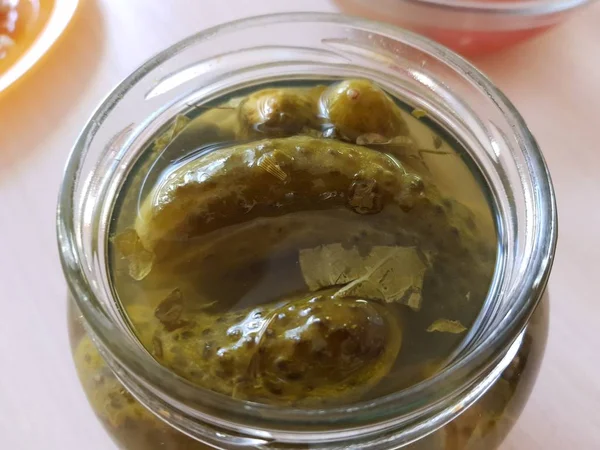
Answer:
[{"left": 335, "top": 0, "right": 593, "bottom": 57}]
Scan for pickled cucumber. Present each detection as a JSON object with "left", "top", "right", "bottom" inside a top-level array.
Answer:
[
  {"left": 238, "top": 87, "right": 322, "bottom": 138},
  {"left": 144, "top": 288, "right": 402, "bottom": 406},
  {"left": 73, "top": 334, "right": 210, "bottom": 450},
  {"left": 320, "top": 79, "right": 410, "bottom": 141},
  {"left": 134, "top": 136, "right": 424, "bottom": 260}
]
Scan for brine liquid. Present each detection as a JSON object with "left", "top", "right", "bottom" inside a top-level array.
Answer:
[{"left": 108, "top": 79, "right": 498, "bottom": 404}]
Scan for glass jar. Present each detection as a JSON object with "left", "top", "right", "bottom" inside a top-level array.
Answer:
[
  {"left": 333, "top": 0, "right": 592, "bottom": 57},
  {"left": 57, "top": 13, "right": 557, "bottom": 450}
]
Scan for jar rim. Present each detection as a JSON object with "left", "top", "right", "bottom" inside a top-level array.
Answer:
[
  {"left": 57, "top": 11, "right": 557, "bottom": 441},
  {"left": 363, "top": 0, "right": 591, "bottom": 16}
]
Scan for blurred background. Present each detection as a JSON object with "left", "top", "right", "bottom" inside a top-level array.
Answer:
[{"left": 0, "top": 0, "right": 598, "bottom": 449}]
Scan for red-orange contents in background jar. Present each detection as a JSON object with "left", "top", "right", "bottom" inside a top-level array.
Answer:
[
  {"left": 0, "top": 0, "right": 55, "bottom": 74},
  {"left": 335, "top": 0, "right": 590, "bottom": 57},
  {"left": 414, "top": 25, "right": 554, "bottom": 56}
]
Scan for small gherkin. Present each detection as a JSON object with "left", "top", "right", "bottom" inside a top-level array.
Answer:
[
  {"left": 320, "top": 79, "right": 410, "bottom": 141},
  {"left": 238, "top": 87, "right": 322, "bottom": 138}
]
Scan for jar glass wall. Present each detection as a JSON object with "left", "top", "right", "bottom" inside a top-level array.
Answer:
[
  {"left": 68, "top": 295, "right": 549, "bottom": 449},
  {"left": 58, "top": 13, "right": 557, "bottom": 450}
]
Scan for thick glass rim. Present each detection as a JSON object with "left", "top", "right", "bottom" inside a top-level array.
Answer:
[
  {"left": 395, "top": 0, "right": 592, "bottom": 15},
  {"left": 57, "top": 11, "right": 557, "bottom": 437}
]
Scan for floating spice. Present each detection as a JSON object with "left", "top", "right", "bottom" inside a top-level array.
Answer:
[
  {"left": 299, "top": 244, "right": 428, "bottom": 311},
  {"left": 426, "top": 319, "right": 468, "bottom": 334},
  {"left": 112, "top": 229, "right": 155, "bottom": 281},
  {"left": 257, "top": 152, "right": 288, "bottom": 181},
  {"left": 154, "top": 288, "right": 188, "bottom": 331},
  {"left": 411, "top": 108, "right": 428, "bottom": 119},
  {"left": 153, "top": 115, "right": 191, "bottom": 152}
]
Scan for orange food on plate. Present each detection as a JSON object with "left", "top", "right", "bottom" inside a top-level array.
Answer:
[{"left": 0, "top": 0, "right": 54, "bottom": 74}]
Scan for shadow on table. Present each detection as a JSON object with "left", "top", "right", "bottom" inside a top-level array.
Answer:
[{"left": 0, "top": 0, "right": 105, "bottom": 169}]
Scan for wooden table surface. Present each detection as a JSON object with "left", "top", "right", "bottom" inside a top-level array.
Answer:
[{"left": 0, "top": 0, "right": 598, "bottom": 449}]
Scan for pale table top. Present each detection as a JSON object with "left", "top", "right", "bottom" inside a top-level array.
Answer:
[{"left": 0, "top": 0, "right": 598, "bottom": 449}]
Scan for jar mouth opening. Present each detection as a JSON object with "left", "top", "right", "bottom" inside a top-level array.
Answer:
[{"left": 57, "top": 12, "right": 557, "bottom": 436}]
